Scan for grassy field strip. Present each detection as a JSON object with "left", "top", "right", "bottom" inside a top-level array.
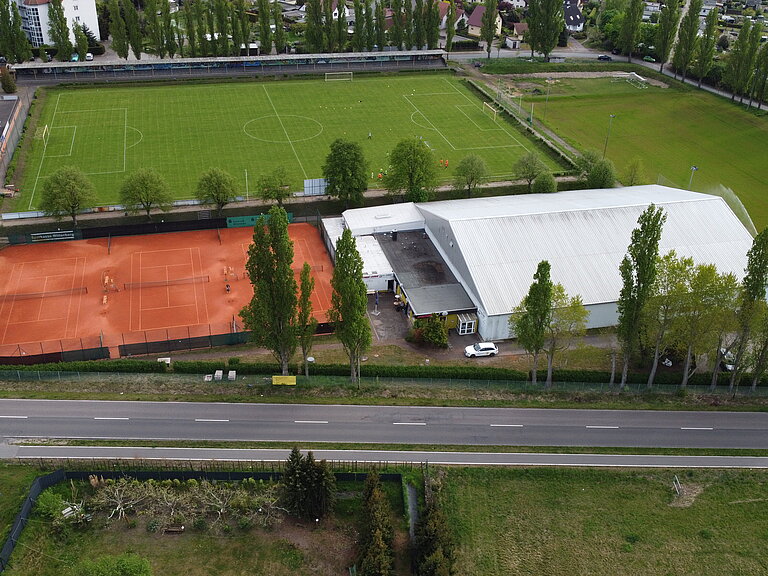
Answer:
[{"left": 17, "top": 75, "right": 563, "bottom": 209}]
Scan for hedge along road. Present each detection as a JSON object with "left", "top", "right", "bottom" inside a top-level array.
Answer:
[{"left": 1, "top": 399, "right": 768, "bottom": 450}]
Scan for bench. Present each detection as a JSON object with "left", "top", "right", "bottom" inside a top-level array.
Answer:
[{"left": 163, "top": 525, "right": 185, "bottom": 534}]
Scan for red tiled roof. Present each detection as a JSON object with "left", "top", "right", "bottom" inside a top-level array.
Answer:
[
  {"left": 24, "top": 0, "right": 50, "bottom": 6},
  {"left": 467, "top": 5, "right": 485, "bottom": 27}
]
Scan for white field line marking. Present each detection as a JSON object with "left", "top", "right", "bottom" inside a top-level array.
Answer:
[
  {"left": 294, "top": 420, "right": 329, "bottom": 424},
  {"left": 123, "top": 108, "right": 127, "bottom": 172},
  {"left": 442, "top": 78, "right": 531, "bottom": 152},
  {"left": 490, "top": 424, "right": 524, "bottom": 427},
  {"left": 44, "top": 126, "right": 77, "bottom": 157},
  {"left": 28, "top": 93, "right": 62, "bottom": 209},
  {"left": 194, "top": 418, "right": 230, "bottom": 422},
  {"left": 0, "top": 415, "right": 28, "bottom": 419},
  {"left": 402, "top": 94, "right": 456, "bottom": 150},
  {"left": 263, "top": 85, "right": 308, "bottom": 179},
  {"left": 94, "top": 417, "right": 129, "bottom": 420},
  {"left": 681, "top": 427, "right": 714, "bottom": 431},
  {"left": 454, "top": 104, "right": 504, "bottom": 132},
  {"left": 393, "top": 422, "right": 426, "bottom": 426},
  {"left": 585, "top": 425, "right": 620, "bottom": 429}
]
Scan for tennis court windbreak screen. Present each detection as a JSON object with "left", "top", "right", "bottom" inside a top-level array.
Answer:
[
  {"left": 123, "top": 276, "right": 210, "bottom": 290},
  {"left": 0, "top": 286, "right": 88, "bottom": 302}
]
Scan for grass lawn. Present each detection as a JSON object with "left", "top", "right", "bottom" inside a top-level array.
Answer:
[
  {"left": 519, "top": 76, "right": 768, "bottom": 229},
  {"left": 0, "top": 464, "right": 42, "bottom": 542},
  {"left": 15, "top": 74, "right": 563, "bottom": 211},
  {"left": 443, "top": 467, "right": 768, "bottom": 575},
  {"left": 5, "top": 474, "right": 411, "bottom": 575}
]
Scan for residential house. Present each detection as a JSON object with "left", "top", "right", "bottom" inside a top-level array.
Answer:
[
  {"left": 564, "top": 1, "right": 583, "bottom": 32},
  {"left": 437, "top": 0, "right": 468, "bottom": 31},
  {"left": 11, "top": 0, "right": 99, "bottom": 48},
  {"left": 467, "top": 5, "right": 502, "bottom": 37},
  {"left": 505, "top": 22, "right": 527, "bottom": 49},
  {"left": 299, "top": 0, "right": 351, "bottom": 21}
]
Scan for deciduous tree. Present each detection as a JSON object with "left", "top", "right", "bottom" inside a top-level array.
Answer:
[
  {"left": 621, "top": 157, "right": 646, "bottom": 186},
  {"left": 329, "top": 229, "right": 371, "bottom": 384},
  {"left": 10, "top": 3, "right": 32, "bottom": 63},
  {"left": 731, "top": 228, "right": 768, "bottom": 391},
  {"left": 48, "top": 0, "right": 73, "bottom": 61},
  {"left": 123, "top": 0, "right": 143, "bottom": 59},
  {"left": 586, "top": 157, "right": 616, "bottom": 189},
  {"left": 617, "top": 204, "right": 666, "bottom": 388},
  {"left": 324, "top": 0, "right": 336, "bottom": 52},
  {"left": 404, "top": 0, "right": 414, "bottom": 49},
  {"left": 642, "top": 251, "right": 691, "bottom": 388},
  {"left": 297, "top": 263, "right": 318, "bottom": 378},
  {"left": 514, "top": 150, "right": 545, "bottom": 193},
  {"left": 256, "top": 166, "right": 292, "bottom": 207},
  {"left": 259, "top": 0, "right": 273, "bottom": 54},
  {"left": 445, "top": 0, "right": 456, "bottom": 52},
  {"left": 527, "top": 0, "right": 564, "bottom": 61},
  {"left": 414, "top": 0, "right": 426, "bottom": 49},
  {"left": 543, "top": 284, "right": 589, "bottom": 387},
  {"left": 481, "top": 0, "right": 499, "bottom": 59},
  {"left": 73, "top": 23, "right": 88, "bottom": 61},
  {"left": 693, "top": 7, "right": 718, "bottom": 88},
  {"left": 672, "top": 0, "right": 703, "bottom": 82},
  {"left": 145, "top": 0, "right": 164, "bottom": 57},
  {"left": 364, "top": 0, "right": 375, "bottom": 51},
  {"left": 196, "top": 168, "right": 238, "bottom": 216},
  {"left": 119, "top": 168, "right": 172, "bottom": 220},
  {"left": 655, "top": 0, "right": 680, "bottom": 72},
  {"left": 40, "top": 167, "right": 96, "bottom": 227},
  {"left": 532, "top": 170, "right": 557, "bottom": 194},
  {"left": 426, "top": 0, "right": 440, "bottom": 50},
  {"left": 273, "top": 0, "right": 287, "bottom": 53},
  {"left": 336, "top": 0, "right": 348, "bottom": 50},
  {"left": 384, "top": 138, "right": 437, "bottom": 202},
  {"left": 352, "top": 0, "right": 365, "bottom": 51},
  {"left": 73, "top": 553, "right": 152, "bottom": 576},
  {"left": 391, "top": 0, "right": 404, "bottom": 49},
  {"left": 323, "top": 138, "right": 368, "bottom": 208},
  {"left": 375, "top": 0, "right": 386, "bottom": 50},
  {"left": 510, "top": 260, "right": 553, "bottom": 385},
  {"left": 240, "top": 206, "right": 298, "bottom": 375},
  {"left": 453, "top": 154, "right": 488, "bottom": 198},
  {"left": 305, "top": 0, "right": 325, "bottom": 52},
  {"left": 618, "top": 0, "right": 643, "bottom": 61},
  {"left": 110, "top": 0, "right": 129, "bottom": 59},
  {"left": 162, "top": 0, "right": 177, "bottom": 57}
]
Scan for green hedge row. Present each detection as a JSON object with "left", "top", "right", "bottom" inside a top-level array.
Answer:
[{"left": 0, "top": 360, "right": 166, "bottom": 373}]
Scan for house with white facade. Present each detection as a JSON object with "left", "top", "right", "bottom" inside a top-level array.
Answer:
[{"left": 11, "top": 0, "right": 99, "bottom": 48}]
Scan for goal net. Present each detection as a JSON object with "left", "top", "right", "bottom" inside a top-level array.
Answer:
[
  {"left": 626, "top": 72, "right": 648, "bottom": 89},
  {"left": 482, "top": 101, "right": 499, "bottom": 121},
  {"left": 35, "top": 124, "right": 50, "bottom": 150},
  {"left": 325, "top": 71, "right": 353, "bottom": 82}
]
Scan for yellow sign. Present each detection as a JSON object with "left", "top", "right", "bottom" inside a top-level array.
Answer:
[{"left": 272, "top": 376, "right": 297, "bottom": 386}]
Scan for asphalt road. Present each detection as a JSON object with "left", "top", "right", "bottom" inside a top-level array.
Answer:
[{"left": 2, "top": 399, "right": 768, "bottom": 449}]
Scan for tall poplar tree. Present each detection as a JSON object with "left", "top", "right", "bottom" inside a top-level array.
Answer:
[
  {"left": 414, "top": 0, "right": 425, "bottom": 49},
  {"left": 215, "top": 0, "right": 231, "bottom": 55},
  {"left": 239, "top": 0, "right": 252, "bottom": 54},
  {"left": 73, "top": 22, "right": 88, "bottom": 60},
  {"left": 744, "top": 22, "right": 763, "bottom": 106},
  {"left": 693, "top": 8, "right": 718, "bottom": 87},
  {"left": 48, "top": 0, "right": 73, "bottom": 61},
  {"left": 404, "top": 0, "right": 413, "bottom": 49},
  {"left": 306, "top": 0, "right": 325, "bottom": 52},
  {"left": 297, "top": 263, "right": 318, "bottom": 378},
  {"left": 617, "top": 204, "right": 666, "bottom": 388},
  {"left": 390, "top": 0, "right": 403, "bottom": 50},
  {"left": 162, "top": 0, "right": 177, "bottom": 57},
  {"left": 336, "top": 1, "right": 347, "bottom": 51},
  {"left": 193, "top": 0, "right": 209, "bottom": 56},
  {"left": 0, "top": 2, "right": 11, "bottom": 61},
  {"left": 445, "top": 0, "right": 456, "bottom": 53},
  {"left": 329, "top": 229, "right": 372, "bottom": 384},
  {"left": 364, "top": 0, "right": 375, "bottom": 51},
  {"left": 730, "top": 229, "right": 768, "bottom": 391},
  {"left": 274, "top": 0, "right": 287, "bottom": 54},
  {"left": 145, "top": 0, "right": 164, "bottom": 57},
  {"left": 11, "top": 4, "right": 32, "bottom": 63},
  {"left": 110, "top": 0, "right": 129, "bottom": 59},
  {"left": 655, "top": 0, "right": 680, "bottom": 73},
  {"left": 185, "top": 0, "right": 198, "bottom": 56},
  {"left": 259, "top": 0, "right": 273, "bottom": 54},
  {"left": 324, "top": 0, "right": 336, "bottom": 52},
  {"left": 480, "top": 0, "right": 498, "bottom": 59},
  {"left": 672, "top": 0, "right": 703, "bottom": 82},
  {"left": 753, "top": 43, "right": 768, "bottom": 110},
  {"left": 352, "top": 0, "right": 364, "bottom": 51},
  {"left": 527, "top": 0, "right": 563, "bottom": 61},
  {"left": 426, "top": 0, "right": 440, "bottom": 50},
  {"left": 240, "top": 206, "right": 298, "bottom": 376},
  {"left": 375, "top": 0, "right": 386, "bottom": 50},
  {"left": 510, "top": 260, "right": 553, "bottom": 386},
  {"left": 123, "top": 0, "right": 143, "bottom": 59},
  {"left": 618, "top": 0, "right": 643, "bottom": 61}
]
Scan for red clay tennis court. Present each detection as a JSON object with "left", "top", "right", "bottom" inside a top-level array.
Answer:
[{"left": 0, "top": 223, "right": 333, "bottom": 359}]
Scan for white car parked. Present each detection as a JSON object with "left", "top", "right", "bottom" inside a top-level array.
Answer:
[{"left": 464, "top": 342, "right": 498, "bottom": 358}]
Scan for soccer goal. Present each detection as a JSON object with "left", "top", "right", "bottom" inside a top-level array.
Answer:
[
  {"left": 38, "top": 124, "right": 50, "bottom": 150},
  {"left": 626, "top": 72, "right": 648, "bottom": 89},
  {"left": 482, "top": 101, "right": 499, "bottom": 121},
  {"left": 325, "top": 71, "right": 353, "bottom": 82}
]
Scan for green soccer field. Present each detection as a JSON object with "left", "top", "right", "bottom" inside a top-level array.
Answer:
[
  {"left": 524, "top": 75, "right": 768, "bottom": 229},
  {"left": 16, "top": 74, "right": 563, "bottom": 211}
]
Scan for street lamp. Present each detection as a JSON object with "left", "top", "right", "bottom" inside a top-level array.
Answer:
[
  {"left": 602, "top": 114, "right": 616, "bottom": 158},
  {"left": 688, "top": 165, "right": 698, "bottom": 190},
  {"left": 543, "top": 78, "right": 552, "bottom": 122}
]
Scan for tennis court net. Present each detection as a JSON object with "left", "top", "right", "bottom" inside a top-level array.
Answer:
[
  {"left": 0, "top": 286, "right": 88, "bottom": 302},
  {"left": 123, "top": 276, "right": 210, "bottom": 290}
]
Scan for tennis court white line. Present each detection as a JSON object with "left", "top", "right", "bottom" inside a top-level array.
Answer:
[
  {"left": 402, "top": 94, "right": 456, "bottom": 151},
  {"left": 262, "top": 85, "right": 308, "bottom": 179}
]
